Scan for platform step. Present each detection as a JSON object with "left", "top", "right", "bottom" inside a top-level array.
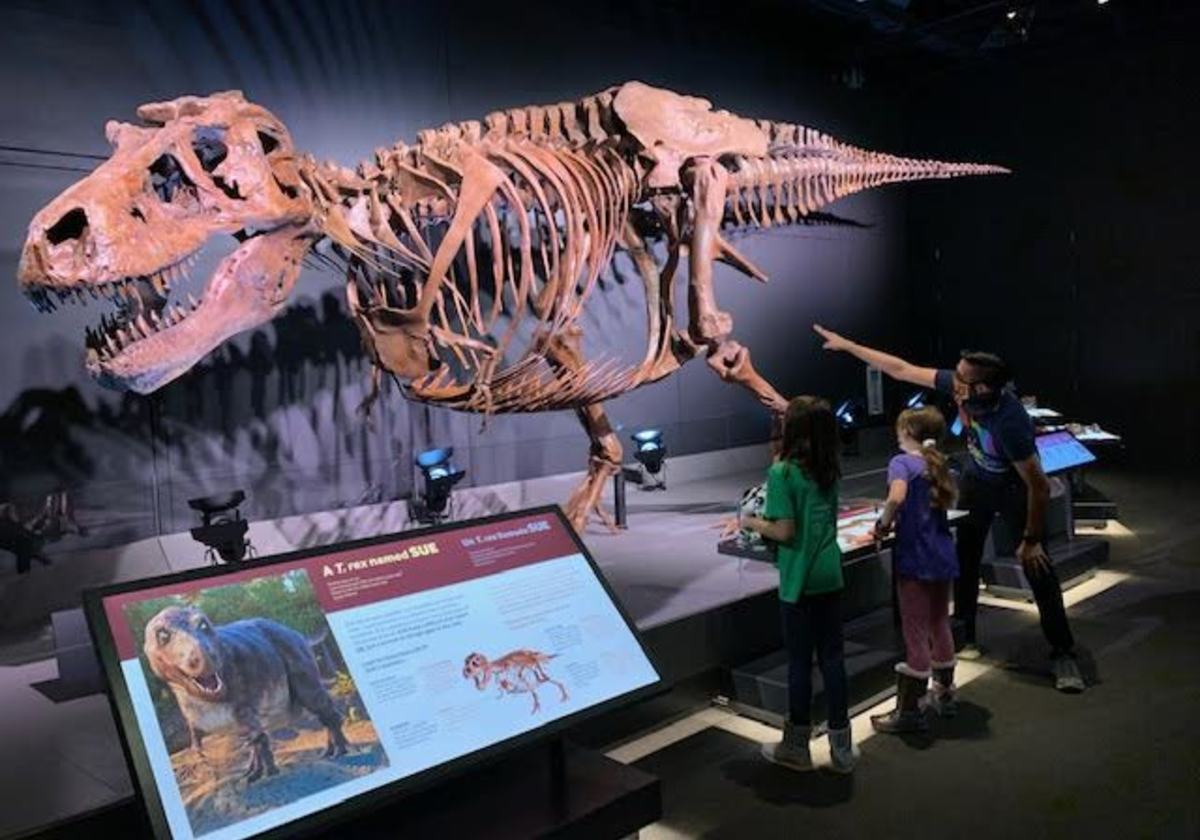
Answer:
[
  {"left": 730, "top": 638, "right": 898, "bottom": 726},
  {"left": 983, "top": 537, "right": 1108, "bottom": 600}
]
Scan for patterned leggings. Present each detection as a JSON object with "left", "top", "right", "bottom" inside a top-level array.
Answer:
[{"left": 897, "top": 577, "right": 955, "bottom": 675}]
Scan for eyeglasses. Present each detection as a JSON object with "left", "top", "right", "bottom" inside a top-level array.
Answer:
[{"left": 952, "top": 369, "right": 990, "bottom": 392}]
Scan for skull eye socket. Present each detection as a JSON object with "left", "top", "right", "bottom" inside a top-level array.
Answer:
[
  {"left": 192, "top": 127, "right": 228, "bottom": 174},
  {"left": 155, "top": 627, "right": 171, "bottom": 646},
  {"left": 257, "top": 131, "right": 280, "bottom": 155},
  {"left": 149, "top": 154, "right": 193, "bottom": 204},
  {"left": 196, "top": 617, "right": 212, "bottom": 633}
]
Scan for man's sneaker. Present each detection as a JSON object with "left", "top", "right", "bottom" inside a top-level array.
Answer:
[
  {"left": 958, "top": 642, "right": 985, "bottom": 661},
  {"left": 1052, "top": 655, "right": 1086, "bottom": 693}
]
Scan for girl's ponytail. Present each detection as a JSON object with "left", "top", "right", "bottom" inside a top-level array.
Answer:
[
  {"left": 919, "top": 438, "right": 956, "bottom": 510},
  {"left": 897, "top": 408, "right": 956, "bottom": 510}
]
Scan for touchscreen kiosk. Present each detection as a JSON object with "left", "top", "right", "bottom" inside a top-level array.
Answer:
[
  {"left": 85, "top": 508, "right": 661, "bottom": 840},
  {"left": 1036, "top": 431, "right": 1097, "bottom": 474}
]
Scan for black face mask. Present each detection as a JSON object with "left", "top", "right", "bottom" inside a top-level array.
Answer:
[{"left": 962, "top": 391, "right": 1001, "bottom": 415}]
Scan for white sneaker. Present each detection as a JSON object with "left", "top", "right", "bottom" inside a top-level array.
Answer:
[
  {"left": 1052, "top": 656, "right": 1086, "bottom": 693},
  {"left": 958, "top": 642, "right": 985, "bottom": 661}
]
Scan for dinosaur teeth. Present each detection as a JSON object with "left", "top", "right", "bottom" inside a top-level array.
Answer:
[
  {"left": 136, "top": 314, "right": 151, "bottom": 337},
  {"left": 187, "top": 292, "right": 199, "bottom": 309}
]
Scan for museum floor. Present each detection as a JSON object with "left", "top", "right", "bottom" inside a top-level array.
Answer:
[
  {"left": 621, "top": 466, "right": 1200, "bottom": 839},
  {"left": 5, "top": 463, "right": 1197, "bottom": 839}
]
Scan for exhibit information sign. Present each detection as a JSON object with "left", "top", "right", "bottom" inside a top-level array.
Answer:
[
  {"left": 86, "top": 508, "right": 661, "bottom": 840},
  {"left": 1036, "top": 431, "right": 1097, "bottom": 474}
]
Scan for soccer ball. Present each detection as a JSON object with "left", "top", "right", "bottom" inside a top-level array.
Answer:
[{"left": 737, "top": 483, "right": 767, "bottom": 546}]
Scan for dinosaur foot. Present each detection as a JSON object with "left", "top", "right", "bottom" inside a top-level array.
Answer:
[
  {"left": 564, "top": 457, "right": 621, "bottom": 534},
  {"left": 325, "top": 729, "right": 349, "bottom": 758}
]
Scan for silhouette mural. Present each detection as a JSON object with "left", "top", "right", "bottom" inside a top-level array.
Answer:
[{"left": 0, "top": 1, "right": 923, "bottom": 633}]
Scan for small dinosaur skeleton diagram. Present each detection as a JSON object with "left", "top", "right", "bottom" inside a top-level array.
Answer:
[
  {"left": 463, "top": 649, "right": 569, "bottom": 715},
  {"left": 17, "top": 81, "right": 1006, "bottom": 531}
]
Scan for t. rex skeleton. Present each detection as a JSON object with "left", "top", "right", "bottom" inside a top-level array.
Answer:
[
  {"left": 462, "top": 649, "right": 568, "bottom": 715},
  {"left": 17, "top": 82, "right": 1006, "bottom": 532}
]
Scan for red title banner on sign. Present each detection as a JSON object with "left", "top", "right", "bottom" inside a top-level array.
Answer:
[{"left": 103, "top": 512, "right": 579, "bottom": 661}]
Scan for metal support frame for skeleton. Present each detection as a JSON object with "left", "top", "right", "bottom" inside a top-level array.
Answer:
[{"left": 17, "top": 82, "right": 1007, "bottom": 532}]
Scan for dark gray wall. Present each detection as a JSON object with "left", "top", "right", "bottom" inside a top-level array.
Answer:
[
  {"left": 0, "top": 0, "right": 922, "bottom": 554},
  {"left": 905, "top": 33, "right": 1200, "bottom": 472}
]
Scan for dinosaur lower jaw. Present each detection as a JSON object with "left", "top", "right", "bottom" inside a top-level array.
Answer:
[
  {"left": 21, "top": 230, "right": 282, "bottom": 393},
  {"left": 185, "top": 670, "right": 225, "bottom": 701},
  {"left": 87, "top": 293, "right": 236, "bottom": 393}
]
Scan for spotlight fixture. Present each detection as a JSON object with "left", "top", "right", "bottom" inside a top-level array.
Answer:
[
  {"left": 188, "top": 490, "right": 254, "bottom": 564},
  {"left": 905, "top": 390, "right": 929, "bottom": 410},
  {"left": 984, "top": 5, "right": 1034, "bottom": 48},
  {"left": 631, "top": 429, "right": 667, "bottom": 490},
  {"left": 834, "top": 398, "right": 865, "bottom": 457},
  {"left": 412, "top": 447, "right": 466, "bottom": 524},
  {"left": 834, "top": 399, "right": 864, "bottom": 430}
]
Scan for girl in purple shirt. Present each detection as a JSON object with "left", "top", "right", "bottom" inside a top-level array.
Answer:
[{"left": 871, "top": 407, "right": 960, "bottom": 733}]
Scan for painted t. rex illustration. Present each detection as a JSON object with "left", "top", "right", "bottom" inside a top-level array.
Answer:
[
  {"left": 142, "top": 605, "right": 350, "bottom": 782},
  {"left": 463, "top": 649, "right": 569, "bottom": 715},
  {"left": 17, "top": 82, "right": 1006, "bottom": 531}
]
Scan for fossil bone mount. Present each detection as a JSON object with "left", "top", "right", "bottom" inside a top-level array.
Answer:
[{"left": 17, "top": 82, "right": 1007, "bottom": 532}]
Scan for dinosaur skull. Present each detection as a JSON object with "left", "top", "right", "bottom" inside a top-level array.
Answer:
[
  {"left": 463, "top": 652, "right": 490, "bottom": 689},
  {"left": 144, "top": 606, "right": 227, "bottom": 702},
  {"left": 17, "top": 91, "right": 315, "bottom": 393}
]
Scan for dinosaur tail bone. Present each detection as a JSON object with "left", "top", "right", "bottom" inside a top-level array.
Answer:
[{"left": 726, "top": 122, "right": 1008, "bottom": 229}]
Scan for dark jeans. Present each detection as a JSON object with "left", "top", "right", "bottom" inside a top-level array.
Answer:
[
  {"left": 955, "top": 473, "right": 1075, "bottom": 656},
  {"left": 780, "top": 591, "right": 849, "bottom": 730}
]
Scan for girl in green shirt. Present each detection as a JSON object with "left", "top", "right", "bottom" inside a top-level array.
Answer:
[{"left": 742, "top": 396, "right": 858, "bottom": 774}]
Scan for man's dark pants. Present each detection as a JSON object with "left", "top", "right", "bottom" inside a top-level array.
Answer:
[{"left": 954, "top": 472, "right": 1075, "bottom": 656}]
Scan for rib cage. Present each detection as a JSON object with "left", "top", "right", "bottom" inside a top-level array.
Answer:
[
  {"left": 301, "top": 84, "right": 1004, "bottom": 414},
  {"left": 317, "top": 128, "right": 650, "bottom": 413}
]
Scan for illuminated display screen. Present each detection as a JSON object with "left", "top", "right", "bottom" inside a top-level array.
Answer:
[
  {"left": 1036, "top": 431, "right": 1097, "bottom": 474},
  {"left": 86, "top": 508, "right": 661, "bottom": 840}
]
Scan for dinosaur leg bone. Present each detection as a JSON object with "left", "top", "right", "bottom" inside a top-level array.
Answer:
[
  {"left": 533, "top": 666, "right": 570, "bottom": 702},
  {"left": 620, "top": 223, "right": 691, "bottom": 384},
  {"left": 563, "top": 401, "right": 623, "bottom": 534},
  {"left": 543, "top": 330, "right": 623, "bottom": 533},
  {"left": 706, "top": 340, "right": 787, "bottom": 414},
  {"left": 684, "top": 159, "right": 736, "bottom": 346},
  {"left": 686, "top": 158, "right": 787, "bottom": 417}
]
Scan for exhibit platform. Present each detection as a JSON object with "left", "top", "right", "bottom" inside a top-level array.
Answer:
[
  {"left": 0, "top": 442, "right": 1113, "bottom": 838},
  {"left": 0, "top": 443, "right": 791, "bottom": 838}
]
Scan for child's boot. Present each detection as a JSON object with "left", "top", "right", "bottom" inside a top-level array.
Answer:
[
  {"left": 761, "top": 721, "right": 814, "bottom": 771},
  {"left": 871, "top": 664, "right": 931, "bottom": 734},
  {"left": 921, "top": 659, "right": 958, "bottom": 718},
  {"left": 827, "top": 725, "right": 860, "bottom": 773}
]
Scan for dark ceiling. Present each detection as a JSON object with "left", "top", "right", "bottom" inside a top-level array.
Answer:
[{"left": 791, "top": 0, "right": 1200, "bottom": 84}]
